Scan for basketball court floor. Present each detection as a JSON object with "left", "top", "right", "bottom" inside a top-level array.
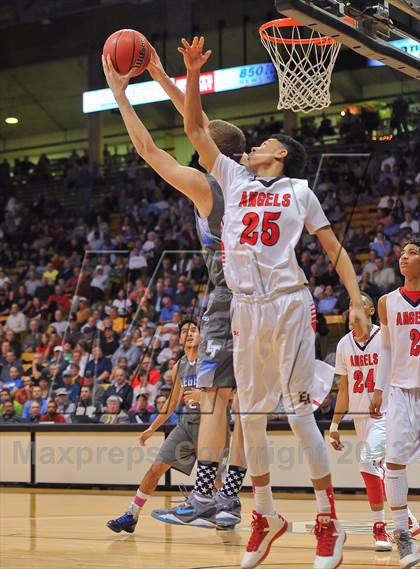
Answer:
[{"left": 1, "top": 489, "right": 418, "bottom": 568}]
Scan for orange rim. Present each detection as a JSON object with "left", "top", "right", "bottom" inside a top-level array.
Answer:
[{"left": 259, "top": 16, "right": 355, "bottom": 46}]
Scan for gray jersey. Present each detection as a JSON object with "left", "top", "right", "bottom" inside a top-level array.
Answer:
[
  {"left": 194, "top": 174, "right": 226, "bottom": 288},
  {"left": 177, "top": 354, "right": 200, "bottom": 423}
]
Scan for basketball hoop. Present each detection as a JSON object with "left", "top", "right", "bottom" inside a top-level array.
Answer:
[{"left": 259, "top": 18, "right": 341, "bottom": 113}]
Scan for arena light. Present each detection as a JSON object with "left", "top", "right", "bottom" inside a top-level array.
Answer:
[
  {"left": 5, "top": 116, "right": 18, "bottom": 124},
  {"left": 82, "top": 62, "right": 277, "bottom": 113}
]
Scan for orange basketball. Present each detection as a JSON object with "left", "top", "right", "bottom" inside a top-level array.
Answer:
[{"left": 103, "top": 29, "right": 151, "bottom": 77}]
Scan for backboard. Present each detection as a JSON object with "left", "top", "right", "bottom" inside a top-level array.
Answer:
[{"left": 275, "top": 0, "right": 420, "bottom": 79}]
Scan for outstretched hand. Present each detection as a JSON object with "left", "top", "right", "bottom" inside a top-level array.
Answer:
[
  {"left": 102, "top": 54, "right": 137, "bottom": 101},
  {"left": 147, "top": 45, "right": 165, "bottom": 80},
  {"left": 177, "top": 36, "right": 211, "bottom": 71}
]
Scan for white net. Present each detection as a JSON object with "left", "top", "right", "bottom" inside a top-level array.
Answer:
[{"left": 260, "top": 19, "right": 341, "bottom": 113}]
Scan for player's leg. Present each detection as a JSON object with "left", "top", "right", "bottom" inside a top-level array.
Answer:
[
  {"left": 385, "top": 387, "right": 420, "bottom": 568},
  {"left": 215, "top": 394, "right": 247, "bottom": 529},
  {"left": 282, "top": 288, "right": 345, "bottom": 569},
  {"left": 354, "top": 417, "right": 391, "bottom": 551},
  {"left": 107, "top": 460, "right": 170, "bottom": 533},
  {"left": 234, "top": 297, "right": 288, "bottom": 569},
  {"left": 108, "top": 422, "right": 199, "bottom": 532}
]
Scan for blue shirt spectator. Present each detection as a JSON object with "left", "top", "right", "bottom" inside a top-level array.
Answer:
[
  {"left": 159, "top": 296, "right": 180, "bottom": 323},
  {"left": 22, "top": 386, "right": 47, "bottom": 419}
]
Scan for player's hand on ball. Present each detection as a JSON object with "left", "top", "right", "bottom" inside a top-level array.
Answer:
[
  {"left": 329, "top": 431, "right": 344, "bottom": 451},
  {"left": 147, "top": 45, "right": 165, "bottom": 79},
  {"left": 139, "top": 428, "right": 153, "bottom": 447},
  {"left": 369, "top": 390, "right": 383, "bottom": 419},
  {"left": 349, "top": 304, "right": 370, "bottom": 343},
  {"left": 178, "top": 36, "right": 211, "bottom": 71},
  {"left": 102, "top": 54, "right": 136, "bottom": 101}
]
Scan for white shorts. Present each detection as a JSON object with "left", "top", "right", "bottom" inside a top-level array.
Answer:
[
  {"left": 354, "top": 416, "right": 386, "bottom": 477},
  {"left": 385, "top": 387, "right": 420, "bottom": 465},
  {"left": 231, "top": 286, "right": 315, "bottom": 418}
]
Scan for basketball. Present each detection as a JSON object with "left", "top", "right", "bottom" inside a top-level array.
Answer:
[{"left": 103, "top": 29, "right": 151, "bottom": 77}]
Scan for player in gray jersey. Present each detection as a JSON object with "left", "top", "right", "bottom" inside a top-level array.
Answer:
[
  {"left": 107, "top": 319, "right": 203, "bottom": 533},
  {"left": 103, "top": 48, "right": 247, "bottom": 529}
]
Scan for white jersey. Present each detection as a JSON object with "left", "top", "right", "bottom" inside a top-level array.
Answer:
[
  {"left": 335, "top": 324, "right": 387, "bottom": 415},
  {"left": 386, "top": 288, "right": 420, "bottom": 389},
  {"left": 211, "top": 154, "right": 329, "bottom": 296}
]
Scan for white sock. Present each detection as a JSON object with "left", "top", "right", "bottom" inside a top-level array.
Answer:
[
  {"left": 128, "top": 489, "right": 149, "bottom": 520},
  {"left": 385, "top": 468, "right": 409, "bottom": 531},
  {"left": 254, "top": 484, "right": 275, "bottom": 516},
  {"left": 372, "top": 510, "right": 385, "bottom": 523},
  {"left": 392, "top": 508, "right": 409, "bottom": 532},
  {"left": 314, "top": 489, "right": 331, "bottom": 514}
]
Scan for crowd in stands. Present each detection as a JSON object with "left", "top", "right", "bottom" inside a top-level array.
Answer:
[{"left": 0, "top": 106, "right": 419, "bottom": 426}]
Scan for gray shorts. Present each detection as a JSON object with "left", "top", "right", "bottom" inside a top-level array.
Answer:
[
  {"left": 197, "top": 287, "right": 236, "bottom": 389},
  {"left": 156, "top": 419, "right": 199, "bottom": 475}
]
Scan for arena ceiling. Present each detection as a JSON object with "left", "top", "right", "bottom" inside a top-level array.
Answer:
[{"left": 0, "top": 0, "right": 418, "bottom": 150}]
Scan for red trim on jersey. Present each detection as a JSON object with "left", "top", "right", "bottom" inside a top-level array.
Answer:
[
  {"left": 311, "top": 302, "right": 317, "bottom": 332},
  {"left": 399, "top": 287, "right": 420, "bottom": 303}
]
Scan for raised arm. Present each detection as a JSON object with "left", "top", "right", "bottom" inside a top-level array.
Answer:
[
  {"left": 315, "top": 227, "right": 369, "bottom": 341},
  {"left": 102, "top": 54, "right": 212, "bottom": 217},
  {"left": 178, "top": 36, "right": 220, "bottom": 172},
  {"left": 147, "top": 46, "right": 209, "bottom": 126}
]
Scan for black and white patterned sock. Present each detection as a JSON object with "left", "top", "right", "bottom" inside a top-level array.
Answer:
[
  {"left": 220, "top": 466, "right": 247, "bottom": 498},
  {"left": 193, "top": 461, "right": 218, "bottom": 499}
]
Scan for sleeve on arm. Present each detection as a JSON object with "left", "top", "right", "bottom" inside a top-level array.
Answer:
[
  {"left": 334, "top": 339, "right": 348, "bottom": 376},
  {"left": 210, "top": 153, "right": 242, "bottom": 198},
  {"left": 304, "top": 189, "right": 331, "bottom": 235},
  {"left": 375, "top": 325, "right": 391, "bottom": 391}
]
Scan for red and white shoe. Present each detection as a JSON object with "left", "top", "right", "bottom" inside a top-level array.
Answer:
[
  {"left": 409, "top": 514, "right": 420, "bottom": 538},
  {"left": 240, "top": 511, "right": 288, "bottom": 569},
  {"left": 373, "top": 522, "right": 392, "bottom": 551},
  {"left": 313, "top": 514, "right": 346, "bottom": 569}
]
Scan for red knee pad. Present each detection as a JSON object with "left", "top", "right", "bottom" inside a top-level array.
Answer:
[{"left": 361, "top": 471, "right": 384, "bottom": 505}]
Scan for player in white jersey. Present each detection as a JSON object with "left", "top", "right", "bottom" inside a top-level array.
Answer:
[
  {"left": 179, "top": 37, "right": 370, "bottom": 569},
  {"left": 370, "top": 237, "right": 420, "bottom": 569},
  {"left": 330, "top": 293, "right": 418, "bottom": 551}
]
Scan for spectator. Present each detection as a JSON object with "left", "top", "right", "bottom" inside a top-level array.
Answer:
[
  {"left": 372, "top": 257, "right": 396, "bottom": 293},
  {"left": 1, "top": 366, "right": 23, "bottom": 393},
  {"left": 111, "top": 333, "right": 140, "bottom": 371},
  {"left": 159, "top": 296, "right": 181, "bottom": 323},
  {"left": 0, "top": 388, "right": 23, "bottom": 415},
  {"left": 0, "top": 400, "right": 21, "bottom": 423},
  {"left": 400, "top": 210, "right": 419, "bottom": 233},
  {"left": 51, "top": 309, "right": 67, "bottom": 337},
  {"left": 40, "top": 399, "right": 66, "bottom": 423},
  {"left": 100, "top": 326, "right": 120, "bottom": 356},
  {"left": 61, "top": 367, "right": 81, "bottom": 403},
  {"left": 23, "top": 319, "right": 42, "bottom": 352},
  {"left": 22, "top": 385, "right": 47, "bottom": 419},
  {"left": 85, "top": 345, "right": 112, "bottom": 384},
  {"left": 80, "top": 371, "right": 105, "bottom": 407},
  {"left": 25, "top": 269, "right": 41, "bottom": 297},
  {"left": 48, "top": 284, "right": 70, "bottom": 314},
  {"left": 66, "top": 315, "right": 83, "bottom": 345},
  {"left": 317, "top": 285, "right": 338, "bottom": 314},
  {"left": 103, "top": 367, "right": 133, "bottom": 411},
  {"left": 129, "top": 391, "right": 152, "bottom": 424},
  {"left": 349, "top": 225, "right": 370, "bottom": 254},
  {"left": 90, "top": 266, "right": 108, "bottom": 302},
  {"left": 6, "top": 303, "right": 27, "bottom": 334},
  {"left": 149, "top": 393, "right": 177, "bottom": 424},
  {"left": 14, "top": 376, "right": 33, "bottom": 406},
  {"left": 173, "top": 280, "right": 196, "bottom": 308},
  {"left": 54, "top": 388, "right": 76, "bottom": 422},
  {"left": 371, "top": 232, "right": 392, "bottom": 259},
  {"left": 99, "top": 395, "right": 130, "bottom": 425},
  {"left": 76, "top": 297, "right": 91, "bottom": 325},
  {"left": 317, "top": 262, "right": 340, "bottom": 288},
  {"left": 1, "top": 351, "right": 23, "bottom": 382},
  {"left": 73, "top": 385, "right": 99, "bottom": 423},
  {"left": 111, "top": 288, "right": 132, "bottom": 316},
  {"left": 27, "top": 400, "right": 42, "bottom": 423}
]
